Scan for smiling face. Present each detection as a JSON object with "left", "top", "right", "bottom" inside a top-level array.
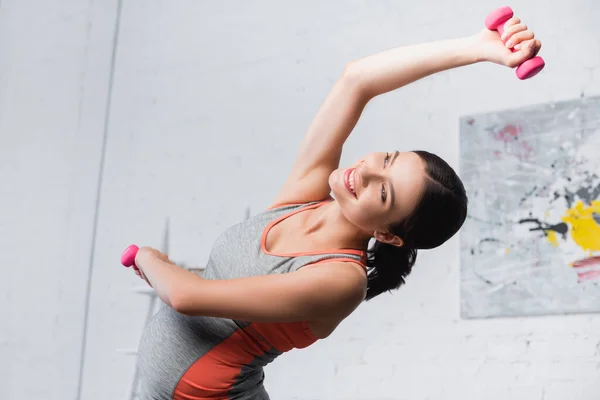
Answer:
[{"left": 329, "top": 151, "right": 427, "bottom": 237}]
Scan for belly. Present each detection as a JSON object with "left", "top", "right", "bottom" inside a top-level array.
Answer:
[{"left": 136, "top": 307, "right": 278, "bottom": 400}]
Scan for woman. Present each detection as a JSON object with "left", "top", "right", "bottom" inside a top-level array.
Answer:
[{"left": 130, "top": 15, "right": 541, "bottom": 400}]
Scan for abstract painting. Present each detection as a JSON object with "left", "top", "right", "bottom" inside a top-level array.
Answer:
[{"left": 459, "top": 95, "right": 600, "bottom": 319}]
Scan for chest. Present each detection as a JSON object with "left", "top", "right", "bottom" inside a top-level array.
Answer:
[
  {"left": 263, "top": 211, "right": 311, "bottom": 255},
  {"left": 204, "top": 212, "right": 308, "bottom": 280},
  {"left": 263, "top": 208, "right": 337, "bottom": 256}
]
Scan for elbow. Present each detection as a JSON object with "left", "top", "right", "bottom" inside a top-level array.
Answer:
[
  {"left": 168, "top": 291, "right": 193, "bottom": 315},
  {"left": 166, "top": 275, "right": 206, "bottom": 315},
  {"left": 341, "top": 61, "right": 370, "bottom": 100}
]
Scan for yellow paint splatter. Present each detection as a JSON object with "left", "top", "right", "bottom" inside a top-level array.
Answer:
[
  {"left": 505, "top": 248, "right": 511, "bottom": 254},
  {"left": 561, "top": 200, "right": 600, "bottom": 252},
  {"left": 546, "top": 230, "right": 559, "bottom": 247}
]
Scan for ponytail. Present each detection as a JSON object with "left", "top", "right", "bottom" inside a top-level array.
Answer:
[
  {"left": 362, "top": 150, "right": 468, "bottom": 300},
  {"left": 365, "top": 240, "right": 417, "bottom": 300}
]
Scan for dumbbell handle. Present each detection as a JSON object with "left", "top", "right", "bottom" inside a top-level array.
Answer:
[
  {"left": 485, "top": 6, "right": 545, "bottom": 80},
  {"left": 487, "top": 12, "right": 511, "bottom": 37}
]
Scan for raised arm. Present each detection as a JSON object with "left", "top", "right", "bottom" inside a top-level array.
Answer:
[
  {"left": 271, "top": 18, "right": 540, "bottom": 207},
  {"left": 132, "top": 247, "right": 367, "bottom": 324}
]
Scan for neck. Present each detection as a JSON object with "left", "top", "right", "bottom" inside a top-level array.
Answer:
[{"left": 302, "top": 199, "right": 372, "bottom": 251}]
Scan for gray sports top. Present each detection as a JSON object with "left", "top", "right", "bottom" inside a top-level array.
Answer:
[{"left": 136, "top": 200, "right": 366, "bottom": 399}]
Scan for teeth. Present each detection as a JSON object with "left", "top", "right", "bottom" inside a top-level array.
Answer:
[{"left": 349, "top": 170, "right": 356, "bottom": 194}]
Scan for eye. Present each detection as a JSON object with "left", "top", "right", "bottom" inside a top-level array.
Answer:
[
  {"left": 384, "top": 152, "right": 390, "bottom": 167},
  {"left": 381, "top": 153, "right": 390, "bottom": 203}
]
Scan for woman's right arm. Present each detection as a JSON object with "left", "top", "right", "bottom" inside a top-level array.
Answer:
[
  {"left": 133, "top": 247, "right": 367, "bottom": 323},
  {"left": 271, "top": 18, "right": 540, "bottom": 207}
]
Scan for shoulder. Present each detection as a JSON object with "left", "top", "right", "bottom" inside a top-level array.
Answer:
[
  {"left": 299, "top": 260, "right": 367, "bottom": 307},
  {"left": 299, "top": 261, "right": 367, "bottom": 336}
]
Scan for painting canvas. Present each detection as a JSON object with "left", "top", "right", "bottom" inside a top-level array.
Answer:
[{"left": 460, "top": 95, "right": 600, "bottom": 319}]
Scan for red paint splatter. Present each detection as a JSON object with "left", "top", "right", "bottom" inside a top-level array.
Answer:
[
  {"left": 572, "top": 257, "right": 600, "bottom": 282},
  {"left": 572, "top": 256, "right": 600, "bottom": 268},
  {"left": 577, "top": 270, "right": 600, "bottom": 282},
  {"left": 490, "top": 124, "right": 534, "bottom": 161},
  {"left": 495, "top": 124, "right": 522, "bottom": 143}
]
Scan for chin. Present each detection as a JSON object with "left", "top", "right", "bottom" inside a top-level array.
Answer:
[
  {"left": 329, "top": 169, "right": 343, "bottom": 194},
  {"left": 332, "top": 186, "right": 357, "bottom": 219},
  {"left": 329, "top": 170, "right": 346, "bottom": 200},
  {"left": 328, "top": 170, "right": 337, "bottom": 191}
]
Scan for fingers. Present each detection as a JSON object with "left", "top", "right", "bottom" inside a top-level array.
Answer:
[
  {"left": 533, "top": 39, "right": 542, "bottom": 57},
  {"left": 134, "top": 267, "right": 153, "bottom": 287},
  {"left": 515, "top": 38, "right": 541, "bottom": 56},
  {"left": 505, "top": 30, "right": 534, "bottom": 49},
  {"left": 507, "top": 39, "right": 540, "bottom": 68},
  {"left": 500, "top": 15, "right": 541, "bottom": 68},
  {"left": 140, "top": 270, "right": 153, "bottom": 287},
  {"left": 501, "top": 17, "right": 523, "bottom": 39},
  {"left": 501, "top": 17, "right": 537, "bottom": 49},
  {"left": 501, "top": 17, "right": 520, "bottom": 35}
]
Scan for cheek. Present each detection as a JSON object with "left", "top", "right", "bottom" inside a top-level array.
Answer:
[
  {"left": 330, "top": 170, "right": 387, "bottom": 230},
  {"left": 357, "top": 200, "right": 383, "bottom": 227},
  {"left": 347, "top": 193, "right": 385, "bottom": 230}
]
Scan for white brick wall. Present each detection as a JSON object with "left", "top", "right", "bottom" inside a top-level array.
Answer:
[{"left": 2, "top": 1, "right": 599, "bottom": 399}]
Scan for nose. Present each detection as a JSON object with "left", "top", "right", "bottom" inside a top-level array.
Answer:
[{"left": 357, "top": 162, "right": 381, "bottom": 187}]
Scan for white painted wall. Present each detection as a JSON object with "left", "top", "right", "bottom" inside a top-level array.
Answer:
[
  {"left": 2, "top": 1, "right": 599, "bottom": 399},
  {"left": 1, "top": 1, "right": 120, "bottom": 399}
]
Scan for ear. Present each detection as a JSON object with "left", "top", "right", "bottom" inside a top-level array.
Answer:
[{"left": 373, "top": 230, "right": 404, "bottom": 247}]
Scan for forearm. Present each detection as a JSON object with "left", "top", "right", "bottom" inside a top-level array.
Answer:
[
  {"left": 348, "top": 35, "right": 482, "bottom": 99},
  {"left": 137, "top": 255, "right": 203, "bottom": 308},
  {"left": 136, "top": 256, "right": 365, "bottom": 323}
]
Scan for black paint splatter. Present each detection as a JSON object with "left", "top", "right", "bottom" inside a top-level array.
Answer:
[
  {"left": 480, "top": 237, "right": 501, "bottom": 244},
  {"left": 575, "top": 176, "right": 600, "bottom": 204},
  {"left": 519, "top": 186, "right": 539, "bottom": 205},
  {"left": 521, "top": 170, "right": 600, "bottom": 208},
  {"left": 470, "top": 237, "right": 504, "bottom": 256},
  {"left": 555, "top": 171, "right": 600, "bottom": 207},
  {"left": 518, "top": 218, "right": 569, "bottom": 239}
]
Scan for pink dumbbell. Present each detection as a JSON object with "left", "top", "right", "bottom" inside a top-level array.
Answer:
[
  {"left": 121, "top": 244, "right": 139, "bottom": 269},
  {"left": 485, "top": 6, "right": 545, "bottom": 80}
]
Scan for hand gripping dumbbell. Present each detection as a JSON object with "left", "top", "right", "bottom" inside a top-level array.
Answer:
[{"left": 485, "top": 6, "right": 545, "bottom": 80}]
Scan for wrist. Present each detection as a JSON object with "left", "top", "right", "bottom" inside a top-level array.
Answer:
[
  {"left": 462, "top": 34, "right": 486, "bottom": 64},
  {"left": 135, "top": 247, "right": 157, "bottom": 270}
]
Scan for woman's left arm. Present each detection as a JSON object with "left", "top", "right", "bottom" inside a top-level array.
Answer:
[{"left": 133, "top": 247, "right": 366, "bottom": 323}]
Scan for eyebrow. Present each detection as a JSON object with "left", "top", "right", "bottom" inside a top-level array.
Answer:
[{"left": 389, "top": 150, "right": 400, "bottom": 167}]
